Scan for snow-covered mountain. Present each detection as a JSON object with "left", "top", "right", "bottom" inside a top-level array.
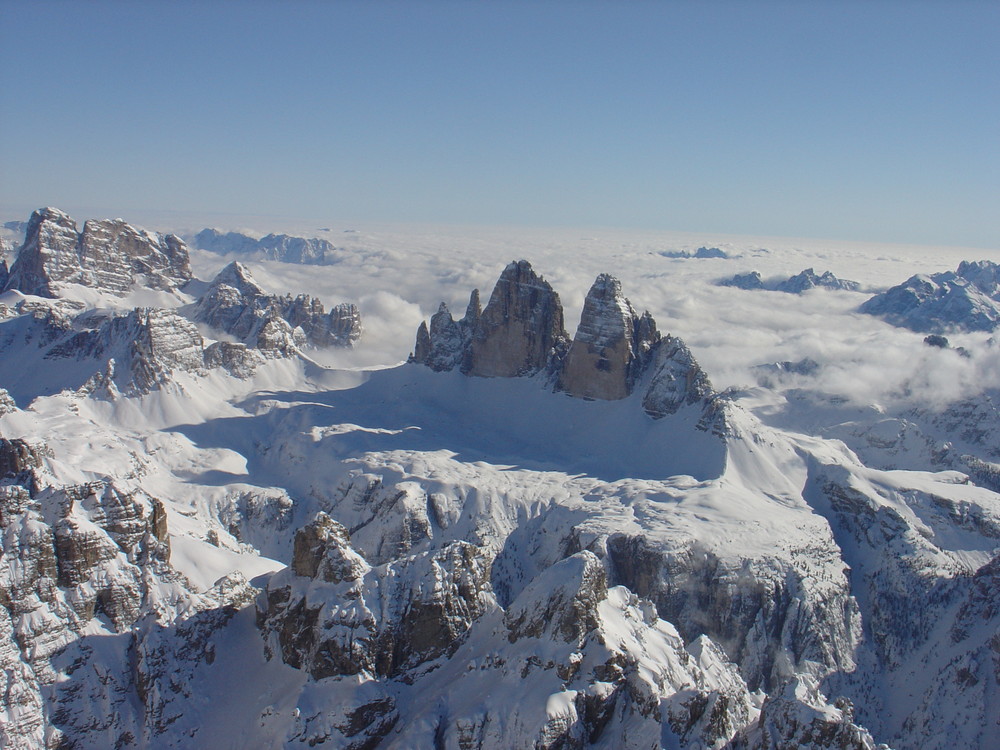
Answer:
[
  {"left": 193, "top": 228, "right": 345, "bottom": 265},
  {"left": 1, "top": 212, "right": 998, "bottom": 749},
  {"left": 718, "top": 268, "right": 861, "bottom": 293},
  {"left": 3, "top": 207, "right": 192, "bottom": 298},
  {"left": 860, "top": 260, "right": 1000, "bottom": 332}
]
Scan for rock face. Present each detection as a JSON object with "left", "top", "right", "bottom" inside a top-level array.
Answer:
[
  {"left": 466, "top": 260, "right": 568, "bottom": 377},
  {"left": 0, "top": 462, "right": 249, "bottom": 749},
  {"left": 642, "top": 336, "right": 717, "bottom": 418},
  {"left": 194, "top": 228, "right": 344, "bottom": 265},
  {"left": 3, "top": 208, "right": 192, "bottom": 297},
  {"left": 411, "top": 261, "right": 568, "bottom": 376},
  {"left": 860, "top": 259, "right": 1000, "bottom": 332},
  {"left": 0, "top": 387, "right": 16, "bottom": 415},
  {"left": 259, "top": 512, "right": 495, "bottom": 681},
  {"left": 556, "top": 274, "right": 660, "bottom": 400},
  {"left": 193, "top": 261, "right": 362, "bottom": 355},
  {"left": 413, "top": 261, "right": 719, "bottom": 421},
  {"left": 47, "top": 307, "right": 205, "bottom": 394},
  {"left": 718, "top": 268, "right": 860, "bottom": 293}
]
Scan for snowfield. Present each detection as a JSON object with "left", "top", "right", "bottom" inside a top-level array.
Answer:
[{"left": 1, "top": 212, "right": 998, "bottom": 748}]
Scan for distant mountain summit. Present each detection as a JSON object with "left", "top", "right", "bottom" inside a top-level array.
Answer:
[
  {"left": 860, "top": 260, "right": 1000, "bottom": 332},
  {"left": 193, "top": 228, "right": 344, "bottom": 265},
  {"left": 718, "top": 267, "right": 860, "bottom": 293},
  {"left": 3, "top": 208, "right": 192, "bottom": 297}
]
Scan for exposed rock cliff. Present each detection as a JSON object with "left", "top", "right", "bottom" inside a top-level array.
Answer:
[
  {"left": 193, "top": 261, "right": 362, "bottom": 355},
  {"left": 3, "top": 208, "right": 192, "bottom": 297},
  {"left": 48, "top": 307, "right": 205, "bottom": 394},
  {"left": 466, "top": 260, "right": 568, "bottom": 377},
  {"left": 557, "top": 273, "right": 660, "bottom": 400}
]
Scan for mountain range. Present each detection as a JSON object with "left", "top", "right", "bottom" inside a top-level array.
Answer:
[{"left": 0, "top": 208, "right": 998, "bottom": 749}]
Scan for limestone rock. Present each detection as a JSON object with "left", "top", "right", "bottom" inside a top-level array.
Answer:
[
  {"left": 718, "top": 268, "right": 860, "bottom": 294},
  {"left": 467, "top": 260, "right": 568, "bottom": 377},
  {"left": 46, "top": 307, "right": 205, "bottom": 394},
  {"left": 194, "top": 261, "right": 361, "bottom": 355},
  {"left": 776, "top": 268, "right": 860, "bottom": 293},
  {"left": 0, "top": 387, "right": 17, "bottom": 415},
  {"left": 0, "top": 438, "right": 43, "bottom": 482},
  {"left": 557, "top": 273, "right": 660, "bottom": 400},
  {"left": 260, "top": 513, "right": 496, "bottom": 681},
  {"left": 504, "top": 551, "right": 607, "bottom": 644},
  {"left": 731, "top": 676, "right": 879, "bottom": 750},
  {"left": 3, "top": 208, "right": 191, "bottom": 297},
  {"left": 719, "top": 271, "right": 765, "bottom": 290},
  {"left": 412, "top": 301, "right": 470, "bottom": 372},
  {"left": 641, "top": 335, "right": 716, "bottom": 418},
  {"left": 203, "top": 340, "right": 265, "bottom": 378},
  {"left": 411, "top": 260, "right": 568, "bottom": 377},
  {"left": 194, "top": 228, "right": 344, "bottom": 265}
]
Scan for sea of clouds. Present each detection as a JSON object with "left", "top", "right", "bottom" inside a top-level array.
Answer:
[{"left": 171, "top": 217, "right": 998, "bottom": 418}]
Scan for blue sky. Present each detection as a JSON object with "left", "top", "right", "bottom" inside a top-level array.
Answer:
[{"left": 1, "top": 0, "right": 997, "bottom": 248}]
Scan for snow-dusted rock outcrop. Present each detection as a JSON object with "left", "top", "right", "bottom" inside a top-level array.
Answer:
[
  {"left": 258, "top": 512, "right": 495, "bottom": 682},
  {"left": 193, "top": 261, "right": 361, "bottom": 355},
  {"left": 860, "top": 259, "right": 1000, "bottom": 332},
  {"left": 412, "top": 261, "right": 569, "bottom": 376},
  {"left": 3, "top": 207, "right": 192, "bottom": 297},
  {"left": 48, "top": 307, "right": 205, "bottom": 395}
]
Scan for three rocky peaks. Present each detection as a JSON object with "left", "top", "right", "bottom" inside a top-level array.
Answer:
[{"left": 412, "top": 260, "right": 714, "bottom": 419}]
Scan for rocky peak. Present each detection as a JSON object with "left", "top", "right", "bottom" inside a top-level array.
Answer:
[
  {"left": 3, "top": 208, "right": 192, "bottom": 298},
  {"left": 46, "top": 307, "right": 205, "bottom": 394},
  {"left": 210, "top": 260, "right": 266, "bottom": 297},
  {"left": 557, "top": 273, "right": 661, "bottom": 400},
  {"left": 0, "top": 387, "right": 16, "bottom": 415},
  {"left": 504, "top": 551, "right": 607, "bottom": 644},
  {"left": 467, "top": 260, "right": 568, "bottom": 377},
  {"left": 641, "top": 335, "right": 716, "bottom": 418},
  {"left": 860, "top": 259, "right": 1000, "bottom": 333},
  {"left": 776, "top": 267, "right": 861, "bottom": 293},
  {"left": 410, "top": 260, "right": 568, "bottom": 376},
  {"left": 194, "top": 262, "right": 361, "bottom": 355}
]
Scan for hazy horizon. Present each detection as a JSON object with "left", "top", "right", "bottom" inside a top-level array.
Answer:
[{"left": 1, "top": 1, "right": 998, "bottom": 249}]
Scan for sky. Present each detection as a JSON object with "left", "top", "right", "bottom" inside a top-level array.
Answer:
[{"left": 0, "top": 0, "right": 998, "bottom": 248}]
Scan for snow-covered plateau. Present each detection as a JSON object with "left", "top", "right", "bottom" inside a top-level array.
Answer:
[{"left": 0, "top": 208, "right": 998, "bottom": 749}]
